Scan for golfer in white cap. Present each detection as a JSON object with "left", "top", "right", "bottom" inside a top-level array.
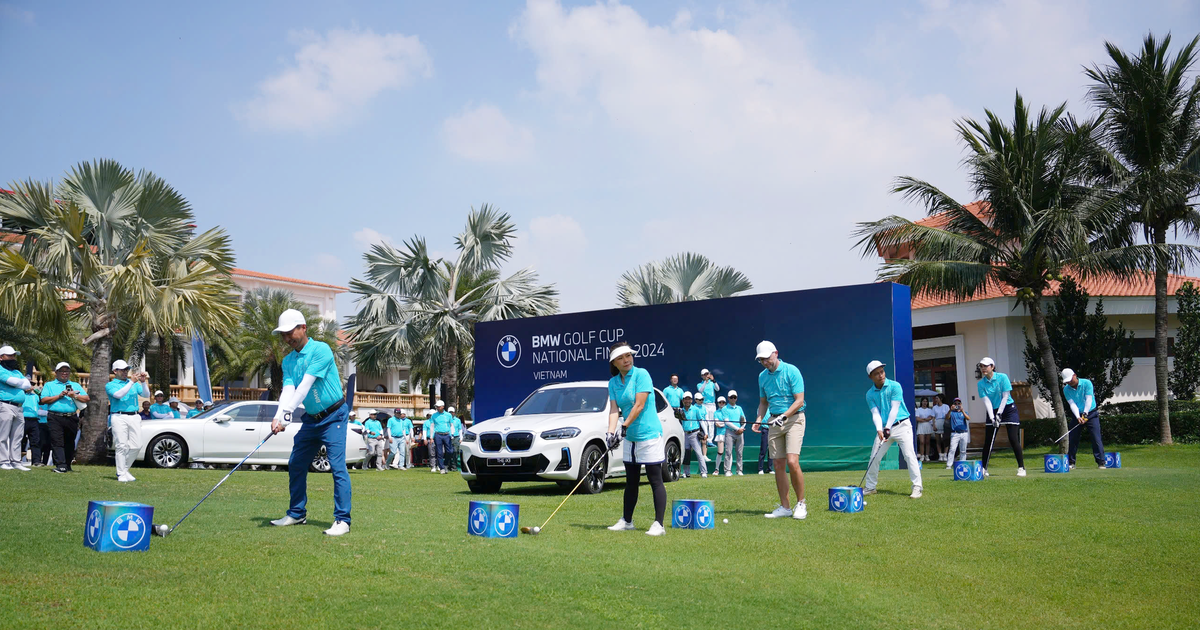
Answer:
[
  {"left": 680, "top": 391, "right": 708, "bottom": 478},
  {"left": 977, "top": 357, "right": 1026, "bottom": 477},
  {"left": 107, "top": 360, "right": 149, "bottom": 481},
  {"left": 720, "top": 392, "right": 747, "bottom": 476},
  {"left": 1061, "top": 368, "right": 1107, "bottom": 470},
  {"left": 863, "top": 361, "right": 922, "bottom": 498},
  {"left": 149, "top": 389, "right": 175, "bottom": 419},
  {"left": 605, "top": 341, "right": 667, "bottom": 536},
  {"left": 428, "top": 401, "right": 455, "bottom": 473},
  {"left": 696, "top": 368, "right": 720, "bottom": 446},
  {"left": 755, "top": 341, "right": 808, "bottom": 520},
  {"left": 39, "top": 362, "right": 89, "bottom": 473},
  {"left": 268, "top": 308, "right": 353, "bottom": 536},
  {"left": 0, "top": 345, "right": 33, "bottom": 470}
]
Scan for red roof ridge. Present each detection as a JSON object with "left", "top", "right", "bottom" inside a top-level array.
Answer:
[
  {"left": 912, "top": 271, "right": 1200, "bottom": 309},
  {"left": 232, "top": 268, "right": 348, "bottom": 292}
]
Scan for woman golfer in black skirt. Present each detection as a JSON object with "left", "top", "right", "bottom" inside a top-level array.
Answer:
[{"left": 605, "top": 342, "right": 667, "bottom": 536}]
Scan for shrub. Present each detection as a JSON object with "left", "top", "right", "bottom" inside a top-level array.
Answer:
[{"left": 1023, "top": 412, "right": 1200, "bottom": 446}]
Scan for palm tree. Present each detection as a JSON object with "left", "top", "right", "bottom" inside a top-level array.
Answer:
[
  {"left": 0, "top": 160, "right": 238, "bottom": 462},
  {"left": 209, "top": 288, "right": 339, "bottom": 399},
  {"left": 1086, "top": 33, "right": 1200, "bottom": 444},
  {"left": 853, "top": 94, "right": 1178, "bottom": 442},
  {"left": 616, "top": 252, "right": 753, "bottom": 307},
  {"left": 344, "top": 204, "right": 559, "bottom": 412}
]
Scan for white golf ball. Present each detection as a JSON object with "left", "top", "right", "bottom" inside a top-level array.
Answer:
[
  {"left": 722, "top": 518, "right": 729, "bottom": 524},
  {"left": 532, "top": 526, "right": 540, "bottom": 534}
]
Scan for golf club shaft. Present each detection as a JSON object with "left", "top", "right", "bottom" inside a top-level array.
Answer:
[
  {"left": 536, "top": 447, "right": 613, "bottom": 532},
  {"left": 1054, "top": 421, "right": 1084, "bottom": 444},
  {"left": 858, "top": 437, "right": 886, "bottom": 488},
  {"left": 169, "top": 432, "right": 274, "bottom": 532}
]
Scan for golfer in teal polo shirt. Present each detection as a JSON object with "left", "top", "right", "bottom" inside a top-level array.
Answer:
[
  {"left": 755, "top": 341, "right": 807, "bottom": 520},
  {"left": 428, "top": 403, "right": 455, "bottom": 473},
  {"left": 1061, "top": 368, "right": 1107, "bottom": 470},
  {"left": 863, "top": 360, "right": 922, "bottom": 498},
  {"left": 40, "top": 362, "right": 89, "bottom": 474},
  {"left": 387, "top": 410, "right": 412, "bottom": 469},
  {"left": 977, "top": 357, "right": 1026, "bottom": 478},
  {"left": 663, "top": 375, "right": 685, "bottom": 409},
  {"left": 268, "top": 309, "right": 352, "bottom": 537},
  {"left": 106, "top": 360, "right": 148, "bottom": 482}
]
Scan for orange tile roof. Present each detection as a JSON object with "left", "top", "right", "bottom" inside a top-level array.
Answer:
[
  {"left": 912, "top": 272, "right": 1200, "bottom": 308},
  {"left": 231, "top": 268, "right": 348, "bottom": 292},
  {"left": 0, "top": 232, "right": 22, "bottom": 244},
  {"left": 912, "top": 201, "right": 991, "bottom": 228}
]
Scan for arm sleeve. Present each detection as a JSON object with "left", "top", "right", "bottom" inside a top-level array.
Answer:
[
  {"left": 1083, "top": 396, "right": 1093, "bottom": 414},
  {"left": 113, "top": 381, "right": 134, "bottom": 399},
  {"left": 152, "top": 410, "right": 172, "bottom": 419},
  {"left": 871, "top": 408, "right": 883, "bottom": 432},
  {"left": 38, "top": 408, "right": 47, "bottom": 418},
  {"left": 982, "top": 396, "right": 994, "bottom": 420},
  {"left": 885, "top": 401, "right": 901, "bottom": 429},
  {"left": 4, "top": 376, "right": 23, "bottom": 387},
  {"left": 272, "top": 384, "right": 297, "bottom": 421},
  {"left": 996, "top": 395, "right": 1007, "bottom": 417},
  {"left": 1068, "top": 400, "right": 1080, "bottom": 418},
  {"left": 280, "top": 376, "right": 317, "bottom": 414}
]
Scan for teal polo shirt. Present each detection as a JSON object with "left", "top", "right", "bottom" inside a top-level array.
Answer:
[
  {"left": 0, "top": 366, "right": 26, "bottom": 404},
  {"left": 722, "top": 404, "right": 746, "bottom": 431},
  {"left": 150, "top": 403, "right": 178, "bottom": 419},
  {"left": 22, "top": 393, "right": 40, "bottom": 418},
  {"left": 695, "top": 380, "right": 716, "bottom": 405},
  {"left": 713, "top": 405, "right": 728, "bottom": 435},
  {"left": 609, "top": 367, "right": 662, "bottom": 442},
  {"left": 282, "top": 339, "right": 343, "bottom": 417},
  {"left": 759, "top": 360, "right": 805, "bottom": 415},
  {"left": 1063, "top": 378, "right": 1095, "bottom": 415},
  {"left": 977, "top": 372, "right": 1013, "bottom": 409},
  {"left": 429, "top": 411, "right": 454, "bottom": 434},
  {"left": 387, "top": 417, "right": 408, "bottom": 438},
  {"left": 363, "top": 419, "right": 384, "bottom": 439},
  {"left": 451, "top": 418, "right": 463, "bottom": 437},
  {"left": 865, "top": 379, "right": 910, "bottom": 426},
  {"left": 41, "top": 380, "right": 84, "bottom": 414},
  {"left": 683, "top": 404, "right": 705, "bottom": 432},
  {"left": 106, "top": 379, "right": 147, "bottom": 414},
  {"left": 663, "top": 385, "right": 685, "bottom": 408}
]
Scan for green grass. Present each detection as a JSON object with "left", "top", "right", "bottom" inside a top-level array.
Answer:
[{"left": 1, "top": 445, "right": 1198, "bottom": 629}]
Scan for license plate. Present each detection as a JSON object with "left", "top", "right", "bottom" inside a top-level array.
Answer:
[{"left": 488, "top": 457, "right": 521, "bottom": 467}]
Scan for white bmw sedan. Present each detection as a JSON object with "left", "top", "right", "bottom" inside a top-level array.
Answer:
[
  {"left": 132, "top": 400, "right": 368, "bottom": 472},
  {"left": 460, "top": 381, "right": 685, "bottom": 494}
]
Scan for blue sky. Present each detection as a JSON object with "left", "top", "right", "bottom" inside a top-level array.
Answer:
[{"left": 2, "top": 0, "right": 1197, "bottom": 319}]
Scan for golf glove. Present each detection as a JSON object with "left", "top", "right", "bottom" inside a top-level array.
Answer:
[
  {"left": 882, "top": 427, "right": 891, "bottom": 440},
  {"left": 605, "top": 432, "right": 621, "bottom": 451},
  {"left": 767, "top": 415, "right": 786, "bottom": 429}
]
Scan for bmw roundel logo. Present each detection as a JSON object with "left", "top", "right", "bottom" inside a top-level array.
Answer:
[
  {"left": 831, "top": 492, "right": 846, "bottom": 510},
  {"left": 851, "top": 492, "right": 863, "bottom": 511},
  {"left": 497, "top": 335, "right": 521, "bottom": 369},
  {"left": 1048, "top": 457, "right": 1060, "bottom": 471},
  {"left": 673, "top": 503, "right": 691, "bottom": 527},
  {"left": 109, "top": 512, "right": 147, "bottom": 549},
  {"left": 470, "top": 507, "right": 489, "bottom": 535},
  {"left": 86, "top": 509, "right": 103, "bottom": 546}
]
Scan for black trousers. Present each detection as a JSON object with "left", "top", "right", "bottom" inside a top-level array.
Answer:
[
  {"left": 37, "top": 423, "right": 51, "bottom": 465},
  {"left": 1068, "top": 410, "right": 1105, "bottom": 466},
  {"left": 758, "top": 427, "right": 773, "bottom": 472},
  {"left": 981, "top": 405, "right": 1024, "bottom": 470},
  {"left": 23, "top": 418, "right": 39, "bottom": 461},
  {"left": 47, "top": 413, "right": 78, "bottom": 470}
]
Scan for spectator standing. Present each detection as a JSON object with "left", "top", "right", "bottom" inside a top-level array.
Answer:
[
  {"left": 680, "top": 392, "right": 707, "bottom": 478},
  {"left": 448, "top": 410, "right": 464, "bottom": 473},
  {"left": 40, "top": 362, "right": 89, "bottom": 474},
  {"left": 945, "top": 398, "right": 970, "bottom": 466},
  {"left": 0, "top": 345, "right": 33, "bottom": 471},
  {"left": 387, "top": 409, "right": 412, "bottom": 469},
  {"left": 914, "top": 398, "right": 934, "bottom": 461},
  {"left": 428, "top": 401, "right": 454, "bottom": 474},
  {"left": 720, "top": 391, "right": 747, "bottom": 476},
  {"left": 21, "top": 387, "right": 44, "bottom": 466},
  {"left": 663, "top": 374, "right": 685, "bottom": 410},
  {"left": 106, "top": 360, "right": 148, "bottom": 482},
  {"left": 696, "top": 369, "right": 719, "bottom": 446},
  {"left": 712, "top": 396, "right": 728, "bottom": 473},
  {"left": 363, "top": 412, "right": 386, "bottom": 471},
  {"left": 931, "top": 395, "right": 949, "bottom": 461}
]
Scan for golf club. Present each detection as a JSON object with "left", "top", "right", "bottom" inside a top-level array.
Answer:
[
  {"left": 152, "top": 432, "right": 274, "bottom": 537},
  {"left": 520, "top": 444, "right": 613, "bottom": 535},
  {"left": 982, "top": 419, "right": 1019, "bottom": 475},
  {"left": 856, "top": 436, "right": 888, "bottom": 488},
  {"left": 1053, "top": 421, "right": 1085, "bottom": 444}
]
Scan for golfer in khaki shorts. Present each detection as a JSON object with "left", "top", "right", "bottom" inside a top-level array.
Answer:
[{"left": 755, "top": 340, "right": 808, "bottom": 520}]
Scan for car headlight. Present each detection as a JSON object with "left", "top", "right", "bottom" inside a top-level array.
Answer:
[
  {"left": 462, "top": 431, "right": 477, "bottom": 443},
  {"left": 540, "top": 427, "right": 581, "bottom": 440}
]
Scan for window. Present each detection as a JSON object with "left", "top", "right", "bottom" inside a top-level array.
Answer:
[
  {"left": 1131, "top": 337, "right": 1174, "bottom": 358},
  {"left": 654, "top": 390, "right": 668, "bottom": 413},
  {"left": 225, "top": 405, "right": 263, "bottom": 422}
]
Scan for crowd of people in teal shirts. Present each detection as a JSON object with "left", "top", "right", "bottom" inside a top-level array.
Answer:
[{"left": 348, "top": 402, "right": 465, "bottom": 474}]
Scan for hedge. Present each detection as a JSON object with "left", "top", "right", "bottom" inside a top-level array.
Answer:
[
  {"left": 1098, "top": 399, "right": 1200, "bottom": 415},
  {"left": 1023, "top": 412, "right": 1200, "bottom": 447}
]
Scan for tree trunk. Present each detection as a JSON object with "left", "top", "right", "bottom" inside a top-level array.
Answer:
[
  {"left": 157, "top": 333, "right": 172, "bottom": 398},
  {"left": 78, "top": 312, "right": 114, "bottom": 464},
  {"left": 441, "top": 342, "right": 458, "bottom": 412},
  {"left": 269, "top": 362, "right": 284, "bottom": 400},
  {"left": 1154, "top": 224, "right": 1173, "bottom": 444},
  {"left": 1029, "top": 297, "right": 1067, "bottom": 451}
]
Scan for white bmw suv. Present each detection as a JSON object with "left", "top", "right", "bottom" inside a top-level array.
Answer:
[{"left": 460, "top": 381, "right": 685, "bottom": 494}]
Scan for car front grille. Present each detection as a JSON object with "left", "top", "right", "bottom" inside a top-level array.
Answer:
[
  {"left": 505, "top": 432, "right": 534, "bottom": 451},
  {"left": 467, "top": 454, "right": 550, "bottom": 476},
  {"left": 480, "top": 433, "right": 503, "bottom": 452}
]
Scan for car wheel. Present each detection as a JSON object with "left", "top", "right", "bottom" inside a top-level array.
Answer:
[
  {"left": 467, "top": 478, "right": 502, "bottom": 494},
  {"left": 147, "top": 434, "right": 188, "bottom": 469},
  {"left": 309, "top": 446, "right": 331, "bottom": 473},
  {"left": 662, "top": 439, "right": 682, "bottom": 483},
  {"left": 576, "top": 443, "right": 607, "bottom": 495}
]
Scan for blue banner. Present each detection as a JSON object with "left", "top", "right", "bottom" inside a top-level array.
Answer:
[
  {"left": 474, "top": 282, "right": 913, "bottom": 471},
  {"left": 191, "top": 334, "right": 212, "bottom": 404}
]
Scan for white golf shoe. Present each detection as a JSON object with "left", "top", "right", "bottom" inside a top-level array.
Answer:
[
  {"left": 725, "top": 472, "right": 732, "bottom": 477},
  {"left": 764, "top": 505, "right": 793, "bottom": 519},
  {"left": 758, "top": 470, "right": 764, "bottom": 475},
  {"left": 0, "top": 464, "right": 12, "bottom": 470},
  {"left": 792, "top": 502, "right": 807, "bottom": 520},
  {"left": 270, "top": 515, "right": 307, "bottom": 527},
  {"left": 324, "top": 520, "right": 350, "bottom": 536},
  {"left": 645, "top": 522, "right": 665, "bottom": 536},
  {"left": 863, "top": 488, "right": 877, "bottom": 495},
  {"left": 1017, "top": 468, "right": 1027, "bottom": 477},
  {"left": 737, "top": 471, "right": 743, "bottom": 476},
  {"left": 12, "top": 463, "right": 30, "bottom": 471},
  {"left": 910, "top": 486, "right": 923, "bottom": 499},
  {"left": 607, "top": 518, "right": 636, "bottom": 531}
]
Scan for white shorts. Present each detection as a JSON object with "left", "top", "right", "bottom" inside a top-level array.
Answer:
[
  {"left": 916, "top": 422, "right": 934, "bottom": 435},
  {"left": 623, "top": 435, "right": 665, "bottom": 465}
]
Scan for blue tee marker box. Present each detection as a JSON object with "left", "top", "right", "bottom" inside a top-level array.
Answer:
[
  {"left": 467, "top": 501, "right": 519, "bottom": 538},
  {"left": 1044, "top": 454, "right": 1070, "bottom": 473},
  {"left": 84, "top": 501, "right": 154, "bottom": 552},
  {"left": 671, "top": 499, "right": 715, "bottom": 529},
  {"left": 953, "top": 460, "right": 984, "bottom": 481},
  {"left": 1104, "top": 452, "right": 1121, "bottom": 468},
  {"left": 828, "top": 486, "right": 864, "bottom": 513}
]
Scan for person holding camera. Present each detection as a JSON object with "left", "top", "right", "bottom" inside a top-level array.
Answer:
[
  {"left": 696, "top": 369, "right": 720, "bottom": 446},
  {"left": 945, "top": 398, "right": 971, "bottom": 466},
  {"left": 862, "top": 360, "right": 922, "bottom": 498},
  {"left": 605, "top": 342, "right": 667, "bottom": 536},
  {"left": 40, "top": 362, "right": 90, "bottom": 474},
  {"left": 106, "top": 360, "right": 149, "bottom": 482}
]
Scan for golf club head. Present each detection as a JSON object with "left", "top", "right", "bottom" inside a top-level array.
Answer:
[
  {"left": 152, "top": 524, "right": 170, "bottom": 537},
  {"left": 520, "top": 526, "right": 539, "bottom": 535}
]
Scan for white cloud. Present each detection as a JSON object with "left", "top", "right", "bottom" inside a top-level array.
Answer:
[
  {"left": 353, "top": 227, "right": 394, "bottom": 250},
  {"left": 529, "top": 214, "right": 587, "bottom": 260},
  {"left": 236, "top": 27, "right": 432, "bottom": 131},
  {"left": 442, "top": 104, "right": 535, "bottom": 162}
]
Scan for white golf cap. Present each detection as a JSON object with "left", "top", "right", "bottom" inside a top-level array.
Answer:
[
  {"left": 979, "top": 357, "right": 995, "bottom": 366},
  {"left": 682, "top": 391, "right": 693, "bottom": 399},
  {"left": 700, "top": 368, "right": 710, "bottom": 375},
  {"left": 54, "top": 362, "right": 71, "bottom": 371},
  {"left": 716, "top": 396, "right": 726, "bottom": 403},
  {"left": 1061, "top": 368, "right": 1075, "bottom": 381},
  {"left": 727, "top": 390, "right": 738, "bottom": 397},
  {"left": 0, "top": 345, "right": 19, "bottom": 356},
  {"left": 447, "top": 406, "right": 455, "bottom": 413},
  {"left": 755, "top": 340, "right": 777, "bottom": 360},
  {"left": 112, "top": 359, "right": 129, "bottom": 370},
  {"left": 866, "top": 360, "right": 886, "bottom": 375},
  {"left": 154, "top": 390, "right": 164, "bottom": 396},
  {"left": 273, "top": 308, "right": 307, "bottom": 333},
  {"left": 168, "top": 397, "right": 180, "bottom": 403},
  {"left": 609, "top": 345, "right": 635, "bottom": 362},
  {"left": 435, "top": 400, "right": 445, "bottom": 407},
  {"left": 694, "top": 392, "right": 705, "bottom": 400}
]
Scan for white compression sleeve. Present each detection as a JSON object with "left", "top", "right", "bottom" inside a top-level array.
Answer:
[
  {"left": 281, "top": 375, "right": 317, "bottom": 414},
  {"left": 1068, "top": 400, "right": 1080, "bottom": 418},
  {"left": 113, "top": 381, "right": 134, "bottom": 399},
  {"left": 871, "top": 408, "right": 883, "bottom": 432},
  {"left": 273, "top": 384, "right": 297, "bottom": 421},
  {"left": 4, "top": 376, "right": 23, "bottom": 387},
  {"left": 885, "top": 401, "right": 901, "bottom": 429},
  {"left": 983, "top": 397, "right": 994, "bottom": 421},
  {"left": 152, "top": 411, "right": 173, "bottom": 419},
  {"left": 1084, "top": 395, "right": 1093, "bottom": 414}
]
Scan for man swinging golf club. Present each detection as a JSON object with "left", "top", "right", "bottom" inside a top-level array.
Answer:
[
  {"left": 862, "top": 360, "right": 922, "bottom": 498},
  {"left": 268, "top": 309, "right": 353, "bottom": 536},
  {"left": 1061, "top": 368, "right": 1107, "bottom": 470}
]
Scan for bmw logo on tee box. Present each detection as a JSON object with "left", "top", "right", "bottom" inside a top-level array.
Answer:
[
  {"left": 467, "top": 500, "right": 520, "bottom": 538},
  {"left": 1104, "top": 452, "right": 1121, "bottom": 468},
  {"left": 84, "top": 501, "right": 155, "bottom": 552},
  {"left": 953, "top": 460, "right": 984, "bottom": 481},
  {"left": 671, "top": 499, "right": 715, "bottom": 529},
  {"left": 1044, "top": 454, "right": 1070, "bottom": 473},
  {"left": 828, "top": 486, "right": 864, "bottom": 513}
]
